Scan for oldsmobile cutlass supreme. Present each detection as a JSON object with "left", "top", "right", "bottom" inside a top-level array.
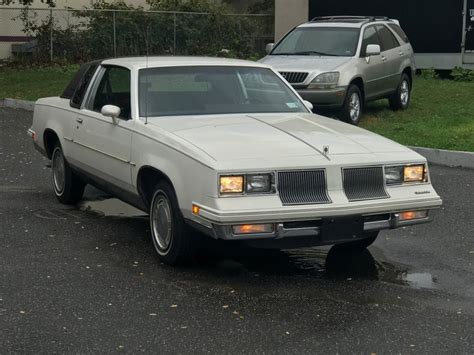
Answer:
[{"left": 28, "top": 57, "right": 442, "bottom": 265}]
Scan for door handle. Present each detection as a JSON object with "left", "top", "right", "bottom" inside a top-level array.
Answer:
[
  {"left": 399, "top": 51, "right": 404, "bottom": 56},
  {"left": 381, "top": 56, "right": 387, "bottom": 62},
  {"left": 76, "top": 118, "right": 83, "bottom": 124}
]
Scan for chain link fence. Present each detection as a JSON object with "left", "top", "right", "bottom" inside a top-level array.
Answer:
[{"left": 0, "top": 7, "right": 274, "bottom": 63}]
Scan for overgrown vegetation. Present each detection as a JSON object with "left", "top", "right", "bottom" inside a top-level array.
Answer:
[
  {"left": 450, "top": 66, "right": 474, "bottom": 82},
  {"left": 10, "top": 0, "right": 273, "bottom": 64}
]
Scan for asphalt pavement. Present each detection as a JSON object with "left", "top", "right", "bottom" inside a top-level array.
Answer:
[{"left": 1, "top": 107, "right": 473, "bottom": 353}]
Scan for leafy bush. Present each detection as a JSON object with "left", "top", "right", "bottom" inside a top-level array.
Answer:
[
  {"left": 451, "top": 67, "right": 474, "bottom": 82},
  {"left": 418, "top": 68, "right": 439, "bottom": 80},
  {"left": 12, "top": 0, "right": 273, "bottom": 64}
]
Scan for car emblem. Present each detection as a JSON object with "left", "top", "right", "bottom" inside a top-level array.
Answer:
[{"left": 323, "top": 145, "right": 329, "bottom": 156}]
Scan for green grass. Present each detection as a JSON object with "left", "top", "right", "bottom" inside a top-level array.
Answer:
[
  {"left": 0, "top": 66, "right": 472, "bottom": 151},
  {"left": 360, "top": 78, "right": 474, "bottom": 152},
  {"left": 0, "top": 65, "right": 78, "bottom": 101}
]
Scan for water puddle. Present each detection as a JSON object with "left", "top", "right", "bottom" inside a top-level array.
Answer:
[
  {"left": 77, "top": 197, "right": 436, "bottom": 290},
  {"left": 79, "top": 198, "right": 146, "bottom": 218}
]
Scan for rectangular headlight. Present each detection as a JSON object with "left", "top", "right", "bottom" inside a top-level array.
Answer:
[
  {"left": 385, "top": 164, "right": 427, "bottom": 185},
  {"left": 404, "top": 165, "right": 425, "bottom": 182},
  {"left": 246, "top": 174, "right": 272, "bottom": 193},
  {"left": 219, "top": 176, "right": 244, "bottom": 194}
]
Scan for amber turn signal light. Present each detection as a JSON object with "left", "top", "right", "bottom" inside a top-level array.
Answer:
[
  {"left": 399, "top": 210, "right": 427, "bottom": 221},
  {"left": 232, "top": 224, "right": 274, "bottom": 235}
]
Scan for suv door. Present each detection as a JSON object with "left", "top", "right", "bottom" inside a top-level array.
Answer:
[
  {"left": 71, "top": 65, "right": 134, "bottom": 192},
  {"left": 376, "top": 24, "right": 403, "bottom": 93},
  {"left": 360, "top": 25, "right": 386, "bottom": 100}
]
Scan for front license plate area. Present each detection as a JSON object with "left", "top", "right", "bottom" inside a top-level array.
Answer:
[{"left": 320, "top": 216, "right": 364, "bottom": 242}]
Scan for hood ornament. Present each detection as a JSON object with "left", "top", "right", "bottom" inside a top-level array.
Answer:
[{"left": 323, "top": 145, "right": 329, "bottom": 157}]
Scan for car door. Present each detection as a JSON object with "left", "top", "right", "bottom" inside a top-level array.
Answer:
[
  {"left": 376, "top": 24, "right": 403, "bottom": 93},
  {"left": 71, "top": 65, "right": 134, "bottom": 193},
  {"left": 360, "top": 25, "right": 386, "bottom": 100}
]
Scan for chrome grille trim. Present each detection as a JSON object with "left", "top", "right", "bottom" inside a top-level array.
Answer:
[
  {"left": 279, "top": 71, "right": 309, "bottom": 84},
  {"left": 277, "top": 170, "right": 331, "bottom": 206},
  {"left": 342, "top": 166, "right": 389, "bottom": 202}
]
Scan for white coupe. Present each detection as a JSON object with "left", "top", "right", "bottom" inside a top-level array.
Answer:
[{"left": 29, "top": 57, "right": 442, "bottom": 265}]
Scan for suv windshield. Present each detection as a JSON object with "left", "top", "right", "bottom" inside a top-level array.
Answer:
[
  {"left": 272, "top": 27, "right": 360, "bottom": 57},
  {"left": 139, "top": 66, "right": 307, "bottom": 117}
]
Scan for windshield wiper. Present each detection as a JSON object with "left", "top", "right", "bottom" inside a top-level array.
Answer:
[{"left": 292, "top": 51, "right": 340, "bottom": 56}]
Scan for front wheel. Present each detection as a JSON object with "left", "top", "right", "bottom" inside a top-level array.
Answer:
[
  {"left": 51, "top": 145, "right": 85, "bottom": 205},
  {"left": 149, "top": 182, "right": 197, "bottom": 265},
  {"left": 340, "top": 85, "right": 363, "bottom": 125},
  {"left": 335, "top": 231, "right": 379, "bottom": 250},
  {"left": 389, "top": 74, "right": 411, "bottom": 110}
]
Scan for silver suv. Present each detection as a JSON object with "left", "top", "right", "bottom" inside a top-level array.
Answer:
[{"left": 260, "top": 16, "right": 415, "bottom": 125}]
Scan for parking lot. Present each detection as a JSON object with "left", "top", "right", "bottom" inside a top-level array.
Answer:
[{"left": 1, "top": 107, "right": 473, "bottom": 353}]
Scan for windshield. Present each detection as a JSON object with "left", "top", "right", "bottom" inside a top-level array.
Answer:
[
  {"left": 272, "top": 27, "right": 360, "bottom": 57},
  {"left": 138, "top": 66, "right": 307, "bottom": 117}
]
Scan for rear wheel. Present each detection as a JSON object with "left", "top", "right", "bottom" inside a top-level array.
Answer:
[
  {"left": 389, "top": 73, "right": 411, "bottom": 110},
  {"left": 149, "top": 181, "right": 197, "bottom": 265},
  {"left": 340, "top": 84, "right": 363, "bottom": 125},
  {"left": 335, "top": 231, "right": 379, "bottom": 250},
  {"left": 51, "top": 145, "right": 85, "bottom": 204}
]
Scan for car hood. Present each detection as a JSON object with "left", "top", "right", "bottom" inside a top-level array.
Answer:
[
  {"left": 259, "top": 55, "right": 351, "bottom": 74},
  {"left": 147, "top": 113, "right": 412, "bottom": 165}
]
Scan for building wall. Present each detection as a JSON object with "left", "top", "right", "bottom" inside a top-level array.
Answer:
[{"left": 274, "top": 0, "right": 308, "bottom": 41}]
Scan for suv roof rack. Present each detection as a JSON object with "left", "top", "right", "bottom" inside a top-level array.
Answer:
[{"left": 310, "top": 16, "right": 391, "bottom": 23}]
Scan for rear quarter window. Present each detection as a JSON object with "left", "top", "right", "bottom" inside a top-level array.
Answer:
[
  {"left": 70, "top": 64, "right": 99, "bottom": 109},
  {"left": 387, "top": 23, "right": 410, "bottom": 43}
]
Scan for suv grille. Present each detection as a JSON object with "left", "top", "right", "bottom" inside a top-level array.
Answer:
[
  {"left": 279, "top": 71, "right": 309, "bottom": 84},
  {"left": 277, "top": 170, "right": 331, "bottom": 206},
  {"left": 342, "top": 167, "right": 389, "bottom": 202}
]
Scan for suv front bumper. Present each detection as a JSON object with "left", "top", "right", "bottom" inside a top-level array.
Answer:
[{"left": 295, "top": 86, "right": 347, "bottom": 107}]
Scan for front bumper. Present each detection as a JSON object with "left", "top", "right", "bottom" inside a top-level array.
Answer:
[
  {"left": 187, "top": 195, "right": 442, "bottom": 243},
  {"left": 295, "top": 86, "right": 347, "bottom": 107}
]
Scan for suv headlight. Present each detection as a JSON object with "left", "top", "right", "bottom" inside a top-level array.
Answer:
[
  {"left": 219, "top": 173, "right": 275, "bottom": 195},
  {"left": 385, "top": 164, "right": 427, "bottom": 185},
  {"left": 308, "top": 72, "right": 340, "bottom": 89}
]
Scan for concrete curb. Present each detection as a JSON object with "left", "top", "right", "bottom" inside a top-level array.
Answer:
[
  {"left": 1, "top": 98, "right": 473, "bottom": 169},
  {"left": 0, "top": 98, "right": 35, "bottom": 111},
  {"left": 409, "top": 146, "right": 474, "bottom": 169}
]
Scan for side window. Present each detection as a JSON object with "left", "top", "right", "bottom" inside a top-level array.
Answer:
[
  {"left": 376, "top": 25, "right": 400, "bottom": 52},
  {"left": 70, "top": 64, "right": 98, "bottom": 109},
  {"left": 91, "top": 66, "right": 131, "bottom": 119},
  {"left": 361, "top": 26, "right": 379, "bottom": 57},
  {"left": 387, "top": 23, "right": 409, "bottom": 43}
]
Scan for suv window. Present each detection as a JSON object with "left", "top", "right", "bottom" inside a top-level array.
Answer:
[
  {"left": 361, "top": 26, "right": 379, "bottom": 57},
  {"left": 91, "top": 66, "right": 131, "bottom": 119},
  {"left": 387, "top": 23, "right": 409, "bottom": 43},
  {"left": 376, "top": 25, "right": 400, "bottom": 51}
]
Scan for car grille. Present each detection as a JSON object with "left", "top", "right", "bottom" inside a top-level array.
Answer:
[
  {"left": 342, "top": 167, "right": 389, "bottom": 202},
  {"left": 279, "top": 71, "right": 309, "bottom": 84},
  {"left": 277, "top": 170, "right": 331, "bottom": 206}
]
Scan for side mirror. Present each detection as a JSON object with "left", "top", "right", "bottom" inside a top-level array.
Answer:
[
  {"left": 366, "top": 44, "right": 381, "bottom": 56},
  {"left": 101, "top": 105, "right": 121, "bottom": 125},
  {"left": 303, "top": 100, "right": 314, "bottom": 111},
  {"left": 265, "top": 43, "right": 275, "bottom": 54}
]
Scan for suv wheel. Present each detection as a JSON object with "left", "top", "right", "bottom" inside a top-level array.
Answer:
[
  {"left": 149, "top": 181, "right": 197, "bottom": 265},
  {"left": 51, "top": 145, "right": 85, "bottom": 204},
  {"left": 340, "top": 84, "right": 363, "bottom": 125},
  {"left": 389, "top": 73, "right": 411, "bottom": 110}
]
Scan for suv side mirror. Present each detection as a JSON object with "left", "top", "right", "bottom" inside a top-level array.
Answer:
[
  {"left": 101, "top": 104, "right": 121, "bottom": 125},
  {"left": 303, "top": 100, "right": 314, "bottom": 111},
  {"left": 366, "top": 44, "right": 381, "bottom": 56},
  {"left": 265, "top": 43, "right": 275, "bottom": 54}
]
